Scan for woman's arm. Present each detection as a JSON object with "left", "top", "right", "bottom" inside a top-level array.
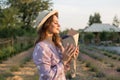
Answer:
[{"left": 33, "top": 44, "right": 64, "bottom": 80}]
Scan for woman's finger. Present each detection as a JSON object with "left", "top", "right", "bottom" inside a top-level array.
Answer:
[
  {"left": 74, "top": 48, "right": 79, "bottom": 57},
  {"left": 64, "top": 43, "right": 70, "bottom": 52},
  {"left": 69, "top": 47, "right": 76, "bottom": 54},
  {"left": 67, "top": 44, "right": 74, "bottom": 54}
]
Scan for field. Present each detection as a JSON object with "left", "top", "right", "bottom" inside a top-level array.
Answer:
[
  {"left": 75, "top": 44, "right": 120, "bottom": 80},
  {"left": 0, "top": 44, "right": 120, "bottom": 80}
]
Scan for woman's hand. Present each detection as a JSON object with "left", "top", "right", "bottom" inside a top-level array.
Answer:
[
  {"left": 73, "top": 46, "right": 79, "bottom": 58},
  {"left": 61, "top": 43, "right": 77, "bottom": 65}
]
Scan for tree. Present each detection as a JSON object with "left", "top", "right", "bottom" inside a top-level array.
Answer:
[
  {"left": 9, "top": 0, "right": 52, "bottom": 30},
  {"left": 112, "top": 15, "right": 120, "bottom": 27},
  {"left": 0, "top": 7, "right": 2, "bottom": 23},
  {"left": 0, "top": 0, "right": 52, "bottom": 38},
  {"left": 0, "top": 7, "right": 19, "bottom": 28},
  {"left": 88, "top": 12, "right": 102, "bottom": 26},
  {"left": 0, "top": 7, "right": 20, "bottom": 38}
]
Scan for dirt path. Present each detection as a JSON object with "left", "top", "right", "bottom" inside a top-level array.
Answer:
[
  {"left": 0, "top": 48, "right": 38, "bottom": 80},
  {"left": 8, "top": 60, "right": 38, "bottom": 80}
]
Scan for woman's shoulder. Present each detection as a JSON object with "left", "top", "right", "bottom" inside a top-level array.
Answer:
[{"left": 35, "top": 41, "right": 50, "bottom": 48}]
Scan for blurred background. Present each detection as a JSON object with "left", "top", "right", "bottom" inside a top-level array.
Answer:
[{"left": 0, "top": 0, "right": 120, "bottom": 80}]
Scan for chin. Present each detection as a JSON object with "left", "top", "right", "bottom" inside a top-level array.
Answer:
[
  {"left": 54, "top": 31, "right": 59, "bottom": 34},
  {"left": 57, "top": 30, "right": 60, "bottom": 34},
  {"left": 54, "top": 30, "right": 60, "bottom": 34}
]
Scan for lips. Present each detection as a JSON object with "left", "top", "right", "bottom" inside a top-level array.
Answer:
[{"left": 56, "top": 28, "right": 60, "bottom": 31}]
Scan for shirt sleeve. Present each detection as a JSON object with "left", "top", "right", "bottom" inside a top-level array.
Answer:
[{"left": 33, "top": 44, "right": 64, "bottom": 80}]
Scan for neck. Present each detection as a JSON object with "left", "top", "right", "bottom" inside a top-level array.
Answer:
[{"left": 45, "top": 33, "right": 53, "bottom": 43}]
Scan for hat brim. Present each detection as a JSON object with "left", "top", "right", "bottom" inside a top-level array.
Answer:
[{"left": 37, "top": 10, "right": 58, "bottom": 31}]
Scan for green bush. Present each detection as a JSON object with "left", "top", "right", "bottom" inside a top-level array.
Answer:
[
  {"left": 95, "top": 71, "right": 105, "bottom": 78},
  {"left": 1, "top": 48, "right": 8, "bottom": 60},
  {"left": 84, "top": 32, "right": 95, "bottom": 44},
  {"left": 109, "top": 63, "right": 114, "bottom": 67},
  {"left": 0, "top": 27, "right": 36, "bottom": 38},
  {"left": 107, "top": 54, "right": 112, "bottom": 58},
  {"left": 89, "top": 66, "right": 98, "bottom": 72},
  {"left": 0, "top": 72, "right": 13, "bottom": 80},
  {"left": 20, "top": 57, "right": 31, "bottom": 67},
  {"left": 118, "top": 58, "right": 120, "bottom": 61},
  {"left": 66, "top": 71, "right": 72, "bottom": 79},
  {"left": 6, "top": 46, "right": 15, "bottom": 57},
  {"left": 0, "top": 50, "right": 4, "bottom": 62},
  {"left": 116, "top": 67, "right": 120, "bottom": 72},
  {"left": 0, "top": 41, "right": 33, "bottom": 62},
  {"left": 10, "top": 66, "right": 19, "bottom": 72},
  {"left": 14, "top": 43, "right": 22, "bottom": 53},
  {"left": 112, "top": 56, "right": 117, "bottom": 60},
  {"left": 86, "top": 62, "right": 91, "bottom": 67}
]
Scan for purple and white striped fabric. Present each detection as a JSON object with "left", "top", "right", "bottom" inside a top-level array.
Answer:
[{"left": 33, "top": 41, "right": 66, "bottom": 80}]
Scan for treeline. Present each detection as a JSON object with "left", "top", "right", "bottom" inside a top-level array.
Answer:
[{"left": 0, "top": 0, "right": 52, "bottom": 38}]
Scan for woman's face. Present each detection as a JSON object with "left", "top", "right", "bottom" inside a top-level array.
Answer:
[{"left": 48, "top": 15, "right": 60, "bottom": 34}]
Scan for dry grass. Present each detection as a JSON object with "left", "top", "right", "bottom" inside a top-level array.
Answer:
[{"left": 0, "top": 48, "right": 38, "bottom": 80}]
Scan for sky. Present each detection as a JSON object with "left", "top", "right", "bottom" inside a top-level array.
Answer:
[{"left": 52, "top": 0, "right": 120, "bottom": 31}]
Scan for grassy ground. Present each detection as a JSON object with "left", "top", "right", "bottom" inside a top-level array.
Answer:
[{"left": 0, "top": 45, "right": 120, "bottom": 80}]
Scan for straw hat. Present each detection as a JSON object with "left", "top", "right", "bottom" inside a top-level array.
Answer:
[{"left": 33, "top": 10, "right": 58, "bottom": 30}]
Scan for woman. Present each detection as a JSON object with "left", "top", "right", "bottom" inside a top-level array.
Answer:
[{"left": 33, "top": 10, "right": 79, "bottom": 80}]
